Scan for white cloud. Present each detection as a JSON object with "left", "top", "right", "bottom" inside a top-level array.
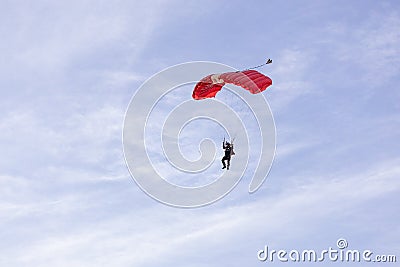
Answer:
[
  {"left": 267, "top": 48, "right": 315, "bottom": 111},
  {"left": 325, "top": 11, "right": 400, "bottom": 85},
  {"left": 1, "top": 1, "right": 172, "bottom": 72},
  {"left": 0, "top": 104, "right": 125, "bottom": 174},
  {"left": 0, "top": 2, "right": 398, "bottom": 267},
  {"left": 2, "top": 158, "right": 397, "bottom": 267}
]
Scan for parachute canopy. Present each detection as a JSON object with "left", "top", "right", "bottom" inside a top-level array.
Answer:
[{"left": 192, "top": 70, "right": 272, "bottom": 100}]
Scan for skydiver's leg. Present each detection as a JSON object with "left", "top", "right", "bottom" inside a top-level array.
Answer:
[
  {"left": 227, "top": 158, "right": 230, "bottom": 170},
  {"left": 222, "top": 157, "right": 226, "bottom": 169}
]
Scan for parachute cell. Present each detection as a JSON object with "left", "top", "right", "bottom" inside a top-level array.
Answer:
[{"left": 192, "top": 70, "right": 272, "bottom": 100}]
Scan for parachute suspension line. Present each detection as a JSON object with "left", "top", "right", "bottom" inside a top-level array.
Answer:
[
  {"left": 228, "top": 87, "right": 251, "bottom": 145},
  {"left": 234, "top": 58, "right": 272, "bottom": 134},
  {"left": 224, "top": 87, "right": 242, "bottom": 143},
  {"left": 244, "top": 58, "right": 273, "bottom": 71}
]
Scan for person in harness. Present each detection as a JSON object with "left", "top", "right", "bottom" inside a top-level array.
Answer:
[{"left": 221, "top": 138, "right": 235, "bottom": 170}]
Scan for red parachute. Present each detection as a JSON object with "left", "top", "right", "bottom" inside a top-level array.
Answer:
[{"left": 192, "top": 70, "right": 272, "bottom": 100}]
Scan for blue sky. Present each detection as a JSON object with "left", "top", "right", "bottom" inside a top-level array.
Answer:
[{"left": 1, "top": 0, "right": 399, "bottom": 266}]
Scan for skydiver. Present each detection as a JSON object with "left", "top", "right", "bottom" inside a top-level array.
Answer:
[{"left": 222, "top": 138, "right": 234, "bottom": 170}]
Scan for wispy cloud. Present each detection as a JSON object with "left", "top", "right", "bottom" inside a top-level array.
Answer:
[
  {"left": 323, "top": 11, "right": 400, "bottom": 86},
  {"left": 0, "top": 104, "right": 124, "bottom": 174},
  {"left": 0, "top": 2, "right": 398, "bottom": 267},
  {"left": 1, "top": 1, "right": 171, "bottom": 72},
  {"left": 267, "top": 48, "right": 315, "bottom": 111},
  {"left": 2, "top": 158, "right": 397, "bottom": 267}
]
